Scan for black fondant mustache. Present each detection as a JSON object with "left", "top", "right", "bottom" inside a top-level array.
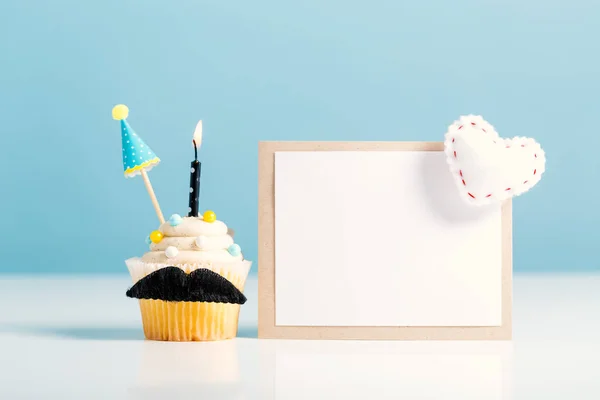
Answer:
[{"left": 126, "top": 267, "right": 246, "bottom": 305}]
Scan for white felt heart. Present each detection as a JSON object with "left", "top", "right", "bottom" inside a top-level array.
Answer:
[{"left": 444, "top": 115, "right": 546, "bottom": 206}]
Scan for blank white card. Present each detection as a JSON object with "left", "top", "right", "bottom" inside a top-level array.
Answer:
[{"left": 274, "top": 151, "right": 502, "bottom": 327}]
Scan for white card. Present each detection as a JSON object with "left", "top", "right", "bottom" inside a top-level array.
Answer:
[{"left": 274, "top": 151, "right": 502, "bottom": 327}]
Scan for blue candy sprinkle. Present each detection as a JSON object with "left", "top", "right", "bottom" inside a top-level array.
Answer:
[
  {"left": 145, "top": 236, "right": 152, "bottom": 245},
  {"left": 228, "top": 244, "right": 242, "bottom": 257},
  {"left": 168, "top": 214, "right": 183, "bottom": 227}
]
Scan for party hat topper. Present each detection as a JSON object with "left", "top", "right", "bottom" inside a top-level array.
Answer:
[
  {"left": 112, "top": 105, "right": 160, "bottom": 177},
  {"left": 112, "top": 104, "right": 165, "bottom": 223}
]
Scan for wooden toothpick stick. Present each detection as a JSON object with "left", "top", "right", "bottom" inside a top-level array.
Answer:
[{"left": 140, "top": 169, "right": 165, "bottom": 224}]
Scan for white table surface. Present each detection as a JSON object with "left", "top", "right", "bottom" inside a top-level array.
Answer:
[{"left": 0, "top": 274, "right": 598, "bottom": 400}]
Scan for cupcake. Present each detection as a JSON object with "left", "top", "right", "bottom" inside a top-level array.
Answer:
[
  {"left": 126, "top": 212, "right": 251, "bottom": 341},
  {"left": 113, "top": 104, "right": 251, "bottom": 341}
]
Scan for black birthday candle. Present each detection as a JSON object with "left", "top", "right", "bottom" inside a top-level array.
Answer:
[{"left": 188, "top": 121, "right": 203, "bottom": 217}]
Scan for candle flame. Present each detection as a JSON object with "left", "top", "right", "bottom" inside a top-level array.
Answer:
[{"left": 193, "top": 120, "right": 203, "bottom": 149}]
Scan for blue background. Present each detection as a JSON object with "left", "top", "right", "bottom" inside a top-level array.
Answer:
[{"left": 0, "top": 0, "right": 596, "bottom": 274}]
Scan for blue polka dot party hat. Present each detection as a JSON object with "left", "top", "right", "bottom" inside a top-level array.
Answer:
[
  {"left": 112, "top": 104, "right": 160, "bottom": 178},
  {"left": 112, "top": 104, "right": 165, "bottom": 224}
]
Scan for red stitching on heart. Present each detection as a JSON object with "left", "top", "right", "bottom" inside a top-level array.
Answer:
[
  {"left": 458, "top": 125, "right": 463, "bottom": 130},
  {"left": 470, "top": 122, "right": 476, "bottom": 126},
  {"left": 451, "top": 135, "right": 540, "bottom": 200},
  {"left": 482, "top": 128, "right": 487, "bottom": 132}
]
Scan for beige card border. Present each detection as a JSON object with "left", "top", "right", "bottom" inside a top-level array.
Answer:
[{"left": 258, "top": 141, "right": 512, "bottom": 340}]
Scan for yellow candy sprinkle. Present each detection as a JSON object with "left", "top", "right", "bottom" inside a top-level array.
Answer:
[
  {"left": 203, "top": 210, "right": 216, "bottom": 223},
  {"left": 149, "top": 230, "right": 164, "bottom": 243}
]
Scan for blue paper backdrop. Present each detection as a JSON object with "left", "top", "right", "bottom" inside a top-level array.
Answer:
[{"left": 0, "top": 0, "right": 597, "bottom": 274}]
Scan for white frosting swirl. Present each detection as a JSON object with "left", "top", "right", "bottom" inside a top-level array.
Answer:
[
  {"left": 150, "top": 235, "right": 234, "bottom": 251},
  {"left": 141, "top": 216, "right": 242, "bottom": 264},
  {"left": 160, "top": 218, "right": 228, "bottom": 237}
]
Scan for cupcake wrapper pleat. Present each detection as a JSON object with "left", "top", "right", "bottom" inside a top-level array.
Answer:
[{"left": 139, "top": 300, "right": 241, "bottom": 341}]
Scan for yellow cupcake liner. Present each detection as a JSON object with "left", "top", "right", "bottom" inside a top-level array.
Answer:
[{"left": 139, "top": 300, "right": 241, "bottom": 341}]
